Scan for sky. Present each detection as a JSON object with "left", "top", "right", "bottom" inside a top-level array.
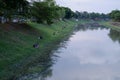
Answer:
[{"left": 55, "top": 0, "right": 120, "bottom": 13}]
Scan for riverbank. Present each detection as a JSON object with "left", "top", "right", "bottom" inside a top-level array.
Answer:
[
  {"left": 0, "top": 20, "right": 77, "bottom": 80},
  {"left": 100, "top": 21, "right": 120, "bottom": 31}
]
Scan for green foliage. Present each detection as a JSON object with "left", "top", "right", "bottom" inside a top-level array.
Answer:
[
  {"left": 114, "top": 12, "right": 120, "bottom": 21},
  {"left": 109, "top": 10, "right": 120, "bottom": 21},
  {"left": 0, "top": 0, "right": 74, "bottom": 24},
  {"left": 63, "top": 7, "right": 74, "bottom": 19},
  {"left": 31, "top": 2, "right": 54, "bottom": 24},
  {"left": 53, "top": 7, "right": 65, "bottom": 20},
  {"left": 31, "top": 0, "right": 67, "bottom": 25},
  {"left": 44, "top": 0, "right": 56, "bottom": 6},
  {"left": 74, "top": 11, "right": 109, "bottom": 20},
  {"left": 0, "top": 0, "right": 5, "bottom": 16},
  {"left": 0, "top": 0, "right": 29, "bottom": 22}
]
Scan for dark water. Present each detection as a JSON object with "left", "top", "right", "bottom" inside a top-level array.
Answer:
[{"left": 22, "top": 24, "right": 120, "bottom": 80}]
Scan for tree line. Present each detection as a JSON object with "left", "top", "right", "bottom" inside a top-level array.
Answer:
[
  {"left": 0, "top": 0, "right": 75, "bottom": 24},
  {"left": 0, "top": 0, "right": 111, "bottom": 24},
  {"left": 74, "top": 11, "right": 109, "bottom": 20}
]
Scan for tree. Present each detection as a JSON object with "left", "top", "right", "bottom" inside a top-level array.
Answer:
[
  {"left": 0, "top": 0, "right": 5, "bottom": 16},
  {"left": 31, "top": 0, "right": 67, "bottom": 24},
  {"left": 82, "top": 11, "right": 89, "bottom": 19},
  {"left": 109, "top": 10, "right": 120, "bottom": 21},
  {"left": 114, "top": 13, "right": 120, "bottom": 21},
  {"left": 31, "top": 1, "right": 57, "bottom": 24},
  {"left": 73, "top": 11, "right": 109, "bottom": 20},
  {"left": 63, "top": 7, "right": 74, "bottom": 19}
]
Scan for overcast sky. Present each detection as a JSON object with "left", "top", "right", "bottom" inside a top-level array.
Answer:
[{"left": 55, "top": 0, "right": 120, "bottom": 13}]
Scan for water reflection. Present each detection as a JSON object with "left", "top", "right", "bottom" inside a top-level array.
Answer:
[
  {"left": 108, "top": 29, "right": 120, "bottom": 43},
  {"left": 46, "top": 23, "right": 120, "bottom": 80},
  {"left": 18, "top": 36, "right": 70, "bottom": 80},
  {"left": 75, "top": 22, "right": 108, "bottom": 32},
  {"left": 20, "top": 22, "right": 120, "bottom": 80},
  {"left": 19, "top": 51, "right": 53, "bottom": 80}
]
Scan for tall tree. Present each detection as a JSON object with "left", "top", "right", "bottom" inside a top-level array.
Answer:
[
  {"left": 110, "top": 10, "right": 120, "bottom": 21},
  {"left": 31, "top": 1, "right": 56, "bottom": 24},
  {"left": 63, "top": 7, "right": 74, "bottom": 19},
  {"left": 31, "top": 0, "right": 66, "bottom": 24}
]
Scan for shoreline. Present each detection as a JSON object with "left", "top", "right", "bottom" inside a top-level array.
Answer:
[
  {"left": 100, "top": 21, "right": 120, "bottom": 31},
  {"left": 0, "top": 20, "right": 78, "bottom": 80}
]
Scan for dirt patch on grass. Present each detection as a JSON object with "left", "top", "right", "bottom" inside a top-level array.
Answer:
[
  {"left": 0, "top": 23, "right": 41, "bottom": 36},
  {"left": 111, "top": 22, "right": 120, "bottom": 27}
]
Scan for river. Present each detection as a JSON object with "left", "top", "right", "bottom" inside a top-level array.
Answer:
[{"left": 21, "top": 22, "right": 120, "bottom": 80}]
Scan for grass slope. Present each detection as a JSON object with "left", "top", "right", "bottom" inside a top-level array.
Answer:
[
  {"left": 100, "top": 21, "right": 120, "bottom": 31},
  {"left": 0, "top": 20, "right": 77, "bottom": 80}
]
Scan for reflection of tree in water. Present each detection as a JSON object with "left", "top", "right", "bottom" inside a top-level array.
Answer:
[
  {"left": 18, "top": 23, "right": 109, "bottom": 80},
  {"left": 19, "top": 51, "right": 53, "bottom": 80},
  {"left": 75, "top": 22, "right": 108, "bottom": 31},
  {"left": 108, "top": 29, "right": 120, "bottom": 43},
  {"left": 18, "top": 36, "right": 70, "bottom": 80}
]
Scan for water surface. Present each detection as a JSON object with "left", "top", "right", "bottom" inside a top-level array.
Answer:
[{"left": 34, "top": 25, "right": 120, "bottom": 80}]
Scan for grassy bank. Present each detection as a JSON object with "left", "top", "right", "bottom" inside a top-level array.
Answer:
[
  {"left": 0, "top": 20, "right": 77, "bottom": 80},
  {"left": 100, "top": 21, "right": 120, "bottom": 31}
]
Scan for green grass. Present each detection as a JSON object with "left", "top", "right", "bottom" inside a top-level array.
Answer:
[
  {"left": 0, "top": 20, "right": 77, "bottom": 80},
  {"left": 100, "top": 21, "right": 120, "bottom": 31}
]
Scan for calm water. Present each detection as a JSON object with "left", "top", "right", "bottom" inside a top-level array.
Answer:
[{"left": 33, "top": 25, "right": 120, "bottom": 80}]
